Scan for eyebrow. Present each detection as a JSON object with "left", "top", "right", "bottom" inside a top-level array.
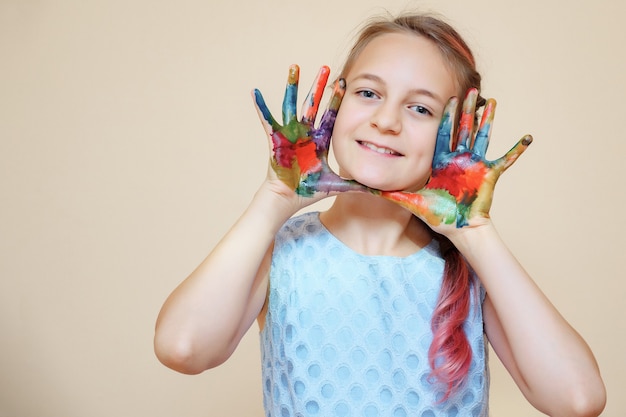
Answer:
[{"left": 350, "top": 73, "right": 445, "bottom": 103}]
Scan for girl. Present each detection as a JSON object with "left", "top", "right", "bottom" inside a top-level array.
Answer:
[{"left": 154, "top": 14, "right": 606, "bottom": 416}]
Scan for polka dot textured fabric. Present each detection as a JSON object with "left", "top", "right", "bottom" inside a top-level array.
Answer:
[{"left": 261, "top": 213, "right": 489, "bottom": 416}]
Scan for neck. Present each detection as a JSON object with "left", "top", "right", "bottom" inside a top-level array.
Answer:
[{"left": 319, "top": 193, "right": 432, "bottom": 257}]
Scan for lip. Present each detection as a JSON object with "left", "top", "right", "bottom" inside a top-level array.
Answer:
[{"left": 356, "top": 140, "right": 404, "bottom": 157}]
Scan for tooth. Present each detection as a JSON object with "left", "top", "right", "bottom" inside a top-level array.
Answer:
[{"left": 365, "top": 142, "right": 395, "bottom": 154}]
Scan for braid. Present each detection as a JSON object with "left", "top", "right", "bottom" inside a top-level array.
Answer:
[{"left": 429, "top": 233, "right": 473, "bottom": 401}]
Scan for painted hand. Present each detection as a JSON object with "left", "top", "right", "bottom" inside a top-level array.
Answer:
[
  {"left": 253, "top": 65, "right": 366, "bottom": 197},
  {"left": 380, "top": 89, "right": 532, "bottom": 228}
]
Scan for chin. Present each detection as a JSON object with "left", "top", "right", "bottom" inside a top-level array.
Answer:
[
  {"left": 350, "top": 170, "right": 428, "bottom": 192},
  {"left": 375, "top": 181, "right": 426, "bottom": 193},
  {"left": 351, "top": 175, "right": 388, "bottom": 191},
  {"left": 358, "top": 179, "right": 411, "bottom": 192},
  {"left": 345, "top": 169, "right": 426, "bottom": 193}
]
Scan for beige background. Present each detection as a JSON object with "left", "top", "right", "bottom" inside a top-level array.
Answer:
[{"left": 1, "top": 0, "right": 624, "bottom": 416}]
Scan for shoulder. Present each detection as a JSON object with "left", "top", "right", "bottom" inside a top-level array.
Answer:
[
  {"left": 272, "top": 211, "right": 338, "bottom": 269},
  {"left": 275, "top": 212, "right": 322, "bottom": 244},
  {"left": 282, "top": 211, "right": 320, "bottom": 230}
]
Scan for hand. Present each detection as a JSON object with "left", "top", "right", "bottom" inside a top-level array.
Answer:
[
  {"left": 380, "top": 89, "right": 532, "bottom": 229},
  {"left": 253, "top": 65, "right": 367, "bottom": 197}
]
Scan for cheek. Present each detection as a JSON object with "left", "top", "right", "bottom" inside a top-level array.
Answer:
[
  {"left": 408, "top": 124, "right": 438, "bottom": 158},
  {"left": 330, "top": 104, "right": 352, "bottom": 141},
  {"left": 330, "top": 114, "right": 347, "bottom": 155},
  {"left": 329, "top": 102, "right": 360, "bottom": 157},
  {"left": 333, "top": 94, "right": 371, "bottom": 130},
  {"left": 329, "top": 114, "right": 350, "bottom": 176}
]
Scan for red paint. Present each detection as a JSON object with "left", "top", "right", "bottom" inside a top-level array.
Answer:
[
  {"left": 273, "top": 133, "right": 321, "bottom": 174},
  {"left": 295, "top": 139, "right": 320, "bottom": 174},
  {"left": 426, "top": 156, "right": 488, "bottom": 203},
  {"left": 272, "top": 133, "right": 296, "bottom": 168}
]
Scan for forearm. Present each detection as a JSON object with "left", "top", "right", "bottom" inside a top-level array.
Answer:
[
  {"left": 449, "top": 223, "right": 605, "bottom": 416},
  {"left": 154, "top": 184, "right": 296, "bottom": 374}
]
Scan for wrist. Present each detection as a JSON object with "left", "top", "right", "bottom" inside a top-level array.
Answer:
[
  {"left": 445, "top": 219, "right": 500, "bottom": 255},
  {"left": 249, "top": 182, "right": 299, "bottom": 224}
]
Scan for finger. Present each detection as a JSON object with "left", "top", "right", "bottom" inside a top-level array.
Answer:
[
  {"left": 455, "top": 88, "right": 478, "bottom": 151},
  {"left": 473, "top": 98, "right": 496, "bottom": 157},
  {"left": 252, "top": 89, "right": 279, "bottom": 136},
  {"left": 326, "top": 78, "right": 346, "bottom": 114},
  {"left": 433, "top": 96, "right": 458, "bottom": 165},
  {"left": 316, "top": 78, "right": 346, "bottom": 146},
  {"left": 493, "top": 134, "right": 533, "bottom": 173},
  {"left": 301, "top": 66, "right": 330, "bottom": 125},
  {"left": 282, "top": 64, "right": 300, "bottom": 125}
]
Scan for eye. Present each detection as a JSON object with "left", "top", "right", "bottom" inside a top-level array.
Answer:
[
  {"left": 409, "top": 105, "right": 433, "bottom": 116},
  {"left": 356, "top": 89, "right": 379, "bottom": 99}
]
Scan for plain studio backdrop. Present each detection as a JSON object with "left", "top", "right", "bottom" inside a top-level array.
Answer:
[{"left": 1, "top": 0, "right": 624, "bottom": 416}]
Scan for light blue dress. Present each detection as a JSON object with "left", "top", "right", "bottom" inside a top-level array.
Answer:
[{"left": 260, "top": 212, "right": 489, "bottom": 416}]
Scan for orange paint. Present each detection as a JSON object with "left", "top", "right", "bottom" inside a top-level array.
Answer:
[{"left": 295, "top": 139, "right": 321, "bottom": 174}]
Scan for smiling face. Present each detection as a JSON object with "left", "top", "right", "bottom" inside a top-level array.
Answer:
[{"left": 332, "top": 32, "right": 458, "bottom": 192}]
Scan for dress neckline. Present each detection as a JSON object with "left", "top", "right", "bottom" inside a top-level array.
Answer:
[{"left": 309, "top": 211, "right": 439, "bottom": 261}]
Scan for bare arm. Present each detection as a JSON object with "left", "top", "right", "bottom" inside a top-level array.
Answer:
[
  {"left": 453, "top": 223, "right": 606, "bottom": 417},
  {"left": 381, "top": 90, "right": 606, "bottom": 415},
  {"left": 154, "top": 65, "right": 366, "bottom": 374},
  {"left": 154, "top": 184, "right": 294, "bottom": 374}
]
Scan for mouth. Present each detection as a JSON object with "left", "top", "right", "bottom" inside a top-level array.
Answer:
[{"left": 357, "top": 140, "right": 403, "bottom": 156}]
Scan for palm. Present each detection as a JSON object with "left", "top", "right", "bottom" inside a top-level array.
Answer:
[
  {"left": 380, "top": 89, "right": 532, "bottom": 228},
  {"left": 253, "top": 65, "right": 367, "bottom": 197}
]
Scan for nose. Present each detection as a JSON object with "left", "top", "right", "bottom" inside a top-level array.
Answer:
[{"left": 370, "top": 101, "right": 401, "bottom": 134}]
